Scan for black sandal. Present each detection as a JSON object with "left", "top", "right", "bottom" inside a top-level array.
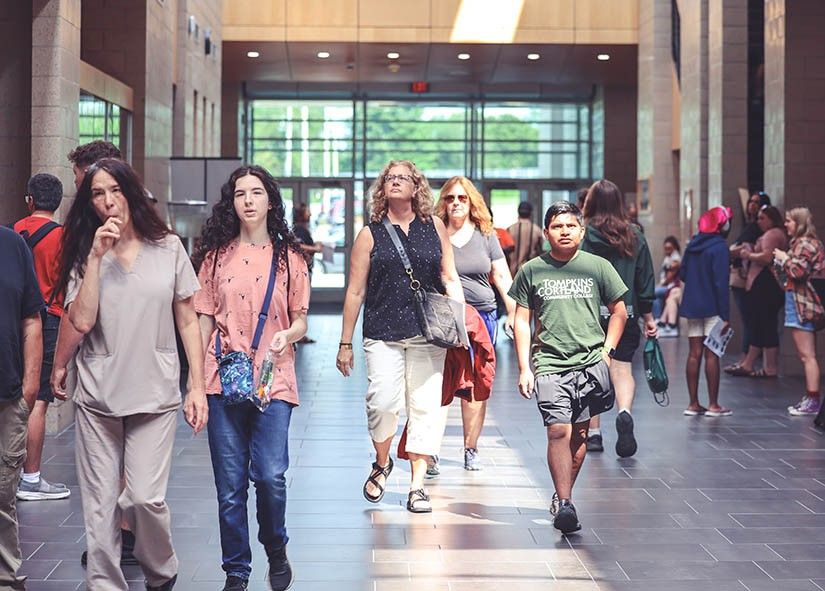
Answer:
[
  {"left": 406, "top": 488, "right": 432, "bottom": 513},
  {"left": 363, "top": 457, "right": 393, "bottom": 503}
]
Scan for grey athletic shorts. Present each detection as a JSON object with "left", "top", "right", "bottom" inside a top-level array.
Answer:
[{"left": 534, "top": 360, "right": 615, "bottom": 426}]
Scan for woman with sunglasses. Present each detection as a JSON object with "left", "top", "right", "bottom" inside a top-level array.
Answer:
[
  {"left": 431, "top": 176, "right": 515, "bottom": 473},
  {"left": 336, "top": 160, "right": 464, "bottom": 513}
]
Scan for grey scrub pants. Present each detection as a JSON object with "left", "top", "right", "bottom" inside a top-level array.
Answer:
[{"left": 75, "top": 406, "right": 178, "bottom": 590}]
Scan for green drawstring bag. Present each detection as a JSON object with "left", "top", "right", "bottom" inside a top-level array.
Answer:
[{"left": 643, "top": 337, "right": 669, "bottom": 406}]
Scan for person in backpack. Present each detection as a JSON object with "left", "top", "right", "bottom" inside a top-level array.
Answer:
[
  {"left": 580, "top": 180, "right": 658, "bottom": 458},
  {"left": 12, "top": 173, "right": 70, "bottom": 502}
]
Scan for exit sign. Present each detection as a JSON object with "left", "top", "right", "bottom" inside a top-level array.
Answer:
[{"left": 410, "top": 81, "right": 429, "bottom": 93}]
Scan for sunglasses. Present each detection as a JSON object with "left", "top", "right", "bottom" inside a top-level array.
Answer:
[{"left": 443, "top": 194, "right": 469, "bottom": 204}]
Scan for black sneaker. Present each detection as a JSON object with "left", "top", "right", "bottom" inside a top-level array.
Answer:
[
  {"left": 121, "top": 529, "right": 139, "bottom": 566},
  {"left": 267, "top": 546, "right": 294, "bottom": 591},
  {"left": 145, "top": 574, "right": 176, "bottom": 591},
  {"left": 553, "top": 501, "right": 581, "bottom": 534},
  {"left": 80, "top": 529, "right": 139, "bottom": 568},
  {"left": 615, "top": 410, "right": 638, "bottom": 458},
  {"left": 585, "top": 433, "right": 603, "bottom": 452},
  {"left": 222, "top": 575, "right": 248, "bottom": 591}
]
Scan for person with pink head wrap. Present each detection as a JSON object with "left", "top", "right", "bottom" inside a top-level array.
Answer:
[{"left": 677, "top": 206, "right": 733, "bottom": 416}]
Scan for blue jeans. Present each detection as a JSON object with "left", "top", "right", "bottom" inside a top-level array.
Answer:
[
  {"left": 652, "top": 286, "right": 668, "bottom": 319},
  {"left": 207, "top": 396, "right": 293, "bottom": 581}
]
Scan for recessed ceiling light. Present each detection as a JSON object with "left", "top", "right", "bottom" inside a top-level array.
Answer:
[
  {"left": 317, "top": 51, "right": 330, "bottom": 59},
  {"left": 457, "top": 52, "right": 471, "bottom": 60},
  {"left": 246, "top": 51, "right": 260, "bottom": 58},
  {"left": 597, "top": 53, "right": 610, "bottom": 61},
  {"left": 527, "top": 53, "right": 540, "bottom": 61},
  {"left": 387, "top": 51, "right": 400, "bottom": 60}
]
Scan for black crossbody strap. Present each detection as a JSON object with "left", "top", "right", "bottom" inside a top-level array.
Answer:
[{"left": 381, "top": 217, "right": 420, "bottom": 290}]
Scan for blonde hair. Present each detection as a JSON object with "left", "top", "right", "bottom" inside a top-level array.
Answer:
[
  {"left": 435, "top": 176, "right": 493, "bottom": 235},
  {"left": 368, "top": 160, "right": 434, "bottom": 223},
  {"left": 786, "top": 207, "right": 817, "bottom": 240}
]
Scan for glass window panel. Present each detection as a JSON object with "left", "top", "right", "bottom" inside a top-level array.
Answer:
[
  {"left": 79, "top": 92, "right": 126, "bottom": 151},
  {"left": 247, "top": 98, "right": 593, "bottom": 183}
]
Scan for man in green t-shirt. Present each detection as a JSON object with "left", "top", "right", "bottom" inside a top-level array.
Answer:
[{"left": 508, "top": 201, "right": 628, "bottom": 534}]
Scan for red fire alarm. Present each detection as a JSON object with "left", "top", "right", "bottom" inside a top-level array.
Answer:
[{"left": 410, "top": 81, "right": 429, "bottom": 93}]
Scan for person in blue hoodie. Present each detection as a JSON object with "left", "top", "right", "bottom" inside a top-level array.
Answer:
[{"left": 679, "top": 206, "right": 733, "bottom": 417}]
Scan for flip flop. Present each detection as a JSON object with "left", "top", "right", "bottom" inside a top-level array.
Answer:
[
  {"left": 748, "top": 369, "right": 778, "bottom": 379},
  {"left": 725, "top": 365, "right": 751, "bottom": 377},
  {"left": 705, "top": 408, "right": 733, "bottom": 417},
  {"left": 683, "top": 407, "right": 707, "bottom": 416}
]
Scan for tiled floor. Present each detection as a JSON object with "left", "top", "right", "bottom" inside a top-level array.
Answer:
[{"left": 17, "top": 314, "right": 825, "bottom": 590}]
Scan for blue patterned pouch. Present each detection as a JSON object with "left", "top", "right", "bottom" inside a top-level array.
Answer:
[
  {"left": 214, "top": 251, "right": 278, "bottom": 406},
  {"left": 217, "top": 350, "right": 255, "bottom": 404}
]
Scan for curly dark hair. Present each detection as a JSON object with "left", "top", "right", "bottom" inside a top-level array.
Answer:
[
  {"left": 67, "top": 140, "right": 123, "bottom": 168},
  {"left": 368, "top": 160, "right": 434, "bottom": 223},
  {"left": 55, "top": 158, "right": 170, "bottom": 299},
  {"left": 582, "top": 179, "right": 636, "bottom": 258},
  {"left": 191, "top": 165, "right": 300, "bottom": 273}
]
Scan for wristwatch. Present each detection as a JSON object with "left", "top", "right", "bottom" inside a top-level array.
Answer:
[{"left": 603, "top": 345, "right": 617, "bottom": 359}]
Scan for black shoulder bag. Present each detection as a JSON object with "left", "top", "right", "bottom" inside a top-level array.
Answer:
[{"left": 382, "top": 217, "right": 467, "bottom": 349}]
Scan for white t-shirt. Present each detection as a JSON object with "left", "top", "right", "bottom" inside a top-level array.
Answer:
[{"left": 659, "top": 251, "right": 682, "bottom": 286}]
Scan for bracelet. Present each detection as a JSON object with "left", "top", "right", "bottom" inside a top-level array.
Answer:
[{"left": 339, "top": 342, "right": 353, "bottom": 349}]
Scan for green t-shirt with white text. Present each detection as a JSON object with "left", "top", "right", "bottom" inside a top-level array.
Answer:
[{"left": 508, "top": 250, "right": 628, "bottom": 375}]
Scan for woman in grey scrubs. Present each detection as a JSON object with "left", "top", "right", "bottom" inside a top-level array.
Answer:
[{"left": 51, "top": 158, "right": 207, "bottom": 591}]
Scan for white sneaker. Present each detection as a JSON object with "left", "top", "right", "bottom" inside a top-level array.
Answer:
[
  {"left": 17, "top": 477, "right": 70, "bottom": 501},
  {"left": 658, "top": 326, "right": 679, "bottom": 338}
]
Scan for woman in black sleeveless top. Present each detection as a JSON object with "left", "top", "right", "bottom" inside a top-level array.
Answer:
[{"left": 336, "top": 160, "right": 464, "bottom": 513}]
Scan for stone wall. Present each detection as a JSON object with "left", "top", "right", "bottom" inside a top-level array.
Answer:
[{"left": 0, "top": 3, "right": 33, "bottom": 225}]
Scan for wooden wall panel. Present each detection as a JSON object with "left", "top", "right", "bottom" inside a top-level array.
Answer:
[{"left": 222, "top": 0, "right": 638, "bottom": 44}]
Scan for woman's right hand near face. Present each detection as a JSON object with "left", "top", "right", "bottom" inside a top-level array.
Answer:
[
  {"left": 336, "top": 347, "right": 354, "bottom": 377},
  {"left": 90, "top": 217, "right": 121, "bottom": 258}
]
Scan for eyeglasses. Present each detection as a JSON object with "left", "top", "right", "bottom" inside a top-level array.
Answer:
[
  {"left": 443, "top": 194, "right": 469, "bottom": 204},
  {"left": 385, "top": 174, "right": 413, "bottom": 184}
]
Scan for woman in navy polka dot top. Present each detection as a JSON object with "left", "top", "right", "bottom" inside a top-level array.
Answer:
[{"left": 336, "top": 160, "right": 464, "bottom": 514}]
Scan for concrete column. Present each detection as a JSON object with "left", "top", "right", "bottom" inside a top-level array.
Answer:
[
  {"left": 143, "top": 0, "right": 175, "bottom": 203},
  {"left": 765, "top": 0, "right": 825, "bottom": 376},
  {"left": 0, "top": 4, "right": 33, "bottom": 224},
  {"left": 31, "top": 0, "right": 81, "bottom": 221},
  {"left": 678, "top": 0, "right": 709, "bottom": 236},
  {"left": 82, "top": 0, "right": 174, "bottom": 202},
  {"left": 603, "top": 85, "right": 638, "bottom": 196},
  {"left": 221, "top": 81, "right": 242, "bottom": 158},
  {"left": 707, "top": 0, "right": 748, "bottom": 216},
  {"left": 637, "top": 0, "right": 679, "bottom": 260},
  {"left": 764, "top": 0, "right": 825, "bottom": 210}
]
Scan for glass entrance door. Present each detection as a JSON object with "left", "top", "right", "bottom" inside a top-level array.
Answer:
[{"left": 279, "top": 179, "right": 357, "bottom": 303}]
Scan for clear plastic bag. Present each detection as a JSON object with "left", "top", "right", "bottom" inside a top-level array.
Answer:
[{"left": 253, "top": 350, "right": 274, "bottom": 412}]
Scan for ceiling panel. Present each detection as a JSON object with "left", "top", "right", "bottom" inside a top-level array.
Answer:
[{"left": 222, "top": 40, "right": 637, "bottom": 91}]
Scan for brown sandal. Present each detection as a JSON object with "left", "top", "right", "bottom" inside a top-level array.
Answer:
[{"left": 363, "top": 457, "right": 393, "bottom": 503}]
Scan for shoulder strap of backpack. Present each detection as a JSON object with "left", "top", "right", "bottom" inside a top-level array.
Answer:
[{"left": 21, "top": 221, "right": 60, "bottom": 250}]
